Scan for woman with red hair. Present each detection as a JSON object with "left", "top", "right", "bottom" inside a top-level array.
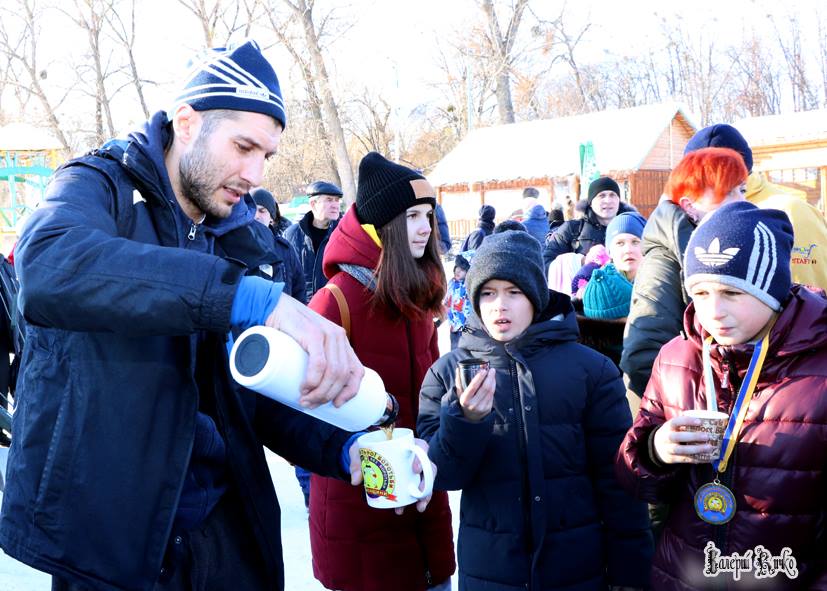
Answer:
[
  {"left": 664, "top": 147, "right": 748, "bottom": 222},
  {"left": 307, "top": 152, "right": 455, "bottom": 591},
  {"left": 621, "top": 147, "right": 748, "bottom": 410}
]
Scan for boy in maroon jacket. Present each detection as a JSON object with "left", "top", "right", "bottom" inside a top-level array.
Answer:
[{"left": 616, "top": 201, "right": 827, "bottom": 590}]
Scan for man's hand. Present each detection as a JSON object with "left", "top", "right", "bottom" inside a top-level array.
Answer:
[
  {"left": 456, "top": 367, "right": 496, "bottom": 422},
  {"left": 348, "top": 437, "right": 436, "bottom": 515},
  {"left": 265, "top": 294, "right": 364, "bottom": 408},
  {"left": 652, "top": 416, "right": 717, "bottom": 464}
]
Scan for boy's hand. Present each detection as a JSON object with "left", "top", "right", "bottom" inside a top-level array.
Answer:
[
  {"left": 652, "top": 416, "right": 717, "bottom": 464},
  {"left": 455, "top": 367, "right": 496, "bottom": 422}
]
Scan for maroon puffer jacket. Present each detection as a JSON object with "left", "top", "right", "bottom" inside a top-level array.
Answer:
[{"left": 616, "top": 285, "right": 827, "bottom": 590}]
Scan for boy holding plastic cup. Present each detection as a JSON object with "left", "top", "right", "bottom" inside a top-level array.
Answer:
[
  {"left": 616, "top": 201, "right": 827, "bottom": 589},
  {"left": 418, "top": 230, "right": 653, "bottom": 591}
]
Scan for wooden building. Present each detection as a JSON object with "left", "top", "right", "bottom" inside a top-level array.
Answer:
[
  {"left": 736, "top": 109, "right": 827, "bottom": 216},
  {"left": 427, "top": 103, "right": 697, "bottom": 236}
]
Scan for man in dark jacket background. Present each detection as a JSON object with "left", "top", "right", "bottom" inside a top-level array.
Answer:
[
  {"left": 543, "top": 176, "right": 633, "bottom": 271},
  {"left": 0, "top": 41, "right": 375, "bottom": 591},
  {"left": 460, "top": 204, "right": 496, "bottom": 252},
  {"left": 284, "top": 180, "right": 342, "bottom": 298}
]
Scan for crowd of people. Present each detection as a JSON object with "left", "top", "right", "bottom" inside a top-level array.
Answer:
[{"left": 1, "top": 39, "right": 827, "bottom": 591}]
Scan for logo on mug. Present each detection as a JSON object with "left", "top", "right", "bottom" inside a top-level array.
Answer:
[{"left": 360, "top": 449, "right": 397, "bottom": 501}]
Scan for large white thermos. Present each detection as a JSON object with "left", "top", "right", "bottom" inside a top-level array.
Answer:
[{"left": 229, "top": 326, "right": 398, "bottom": 431}]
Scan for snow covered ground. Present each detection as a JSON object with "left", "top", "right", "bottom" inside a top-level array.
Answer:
[{"left": 0, "top": 316, "right": 461, "bottom": 591}]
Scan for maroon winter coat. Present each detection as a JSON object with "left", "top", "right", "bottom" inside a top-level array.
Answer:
[
  {"left": 616, "top": 285, "right": 827, "bottom": 590},
  {"left": 308, "top": 206, "right": 455, "bottom": 591}
]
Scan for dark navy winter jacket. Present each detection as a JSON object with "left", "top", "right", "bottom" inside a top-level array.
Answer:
[
  {"left": 418, "top": 291, "right": 653, "bottom": 591},
  {"left": 522, "top": 204, "right": 549, "bottom": 245},
  {"left": 248, "top": 224, "right": 307, "bottom": 304},
  {"left": 284, "top": 210, "right": 338, "bottom": 298},
  {"left": 0, "top": 112, "right": 351, "bottom": 591}
]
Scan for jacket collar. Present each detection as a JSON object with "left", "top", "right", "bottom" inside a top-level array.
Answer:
[{"left": 101, "top": 110, "right": 255, "bottom": 239}]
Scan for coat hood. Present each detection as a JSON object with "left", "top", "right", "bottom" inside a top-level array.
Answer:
[
  {"left": 322, "top": 205, "right": 381, "bottom": 278},
  {"left": 526, "top": 204, "right": 547, "bottom": 221},
  {"left": 683, "top": 284, "right": 827, "bottom": 362},
  {"left": 100, "top": 111, "right": 256, "bottom": 238},
  {"left": 459, "top": 289, "right": 579, "bottom": 357}
]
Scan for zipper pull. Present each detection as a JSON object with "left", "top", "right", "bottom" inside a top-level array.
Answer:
[
  {"left": 187, "top": 222, "right": 197, "bottom": 241},
  {"left": 720, "top": 360, "right": 730, "bottom": 389}
]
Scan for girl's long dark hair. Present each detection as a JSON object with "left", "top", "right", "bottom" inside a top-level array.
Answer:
[{"left": 374, "top": 208, "right": 446, "bottom": 320}]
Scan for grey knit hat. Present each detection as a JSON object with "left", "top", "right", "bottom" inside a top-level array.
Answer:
[{"left": 465, "top": 230, "right": 549, "bottom": 320}]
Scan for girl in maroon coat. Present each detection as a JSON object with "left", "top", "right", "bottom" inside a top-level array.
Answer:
[
  {"left": 616, "top": 202, "right": 827, "bottom": 589},
  {"left": 307, "top": 152, "right": 454, "bottom": 591}
]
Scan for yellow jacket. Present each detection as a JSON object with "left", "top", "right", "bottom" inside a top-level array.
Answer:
[{"left": 747, "top": 172, "right": 827, "bottom": 291}]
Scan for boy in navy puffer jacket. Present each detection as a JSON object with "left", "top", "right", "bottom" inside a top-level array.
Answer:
[{"left": 418, "top": 230, "right": 652, "bottom": 591}]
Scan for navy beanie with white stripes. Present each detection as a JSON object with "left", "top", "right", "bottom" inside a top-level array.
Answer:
[
  {"left": 173, "top": 40, "right": 287, "bottom": 129},
  {"left": 684, "top": 202, "right": 793, "bottom": 311}
]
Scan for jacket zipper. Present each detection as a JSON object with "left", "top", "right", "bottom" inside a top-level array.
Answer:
[
  {"left": 187, "top": 221, "right": 198, "bottom": 241},
  {"left": 509, "top": 358, "right": 534, "bottom": 558}
]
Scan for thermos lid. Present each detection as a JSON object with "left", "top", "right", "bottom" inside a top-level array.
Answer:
[{"left": 234, "top": 333, "right": 270, "bottom": 377}]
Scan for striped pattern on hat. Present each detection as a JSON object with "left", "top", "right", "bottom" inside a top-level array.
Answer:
[
  {"left": 684, "top": 201, "right": 793, "bottom": 311},
  {"left": 173, "top": 40, "right": 286, "bottom": 129}
]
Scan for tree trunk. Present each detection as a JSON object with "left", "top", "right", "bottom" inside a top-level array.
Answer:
[{"left": 292, "top": 0, "right": 356, "bottom": 204}]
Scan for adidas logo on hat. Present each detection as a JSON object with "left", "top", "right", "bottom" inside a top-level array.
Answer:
[{"left": 694, "top": 238, "right": 740, "bottom": 267}]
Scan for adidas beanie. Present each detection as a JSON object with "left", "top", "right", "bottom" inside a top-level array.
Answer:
[
  {"left": 684, "top": 201, "right": 793, "bottom": 310},
  {"left": 173, "top": 40, "right": 287, "bottom": 129}
]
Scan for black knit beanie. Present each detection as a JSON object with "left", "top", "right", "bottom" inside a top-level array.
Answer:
[
  {"left": 587, "top": 176, "right": 620, "bottom": 204},
  {"left": 465, "top": 230, "right": 549, "bottom": 321},
  {"left": 355, "top": 152, "right": 436, "bottom": 228},
  {"left": 250, "top": 187, "right": 277, "bottom": 220}
]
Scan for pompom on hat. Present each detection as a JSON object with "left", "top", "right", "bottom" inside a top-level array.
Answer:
[
  {"left": 583, "top": 263, "right": 633, "bottom": 319},
  {"left": 173, "top": 40, "right": 287, "bottom": 129},
  {"left": 684, "top": 201, "right": 793, "bottom": 311},
  {"left": 355, "top": 152, "right": 435, "bottom": 228}
]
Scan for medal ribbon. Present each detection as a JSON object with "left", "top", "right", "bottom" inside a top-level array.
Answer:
[{"left": 702, "top": 324, "right": 773, "bottom": 474}]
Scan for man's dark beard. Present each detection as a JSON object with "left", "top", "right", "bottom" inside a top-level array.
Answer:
[{"left": 178, "top": 137, "right": 226, "bottom": 219}]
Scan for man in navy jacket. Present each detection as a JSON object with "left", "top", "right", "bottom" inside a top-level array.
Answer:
[{"left": 0, "top": 41, "right": 371, "bottom": 591}]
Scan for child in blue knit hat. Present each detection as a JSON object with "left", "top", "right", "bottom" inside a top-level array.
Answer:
[
  {"left": 419, "top": 230, "right": 653, "bottom": 590},
  {"left": 617, "top": 201, "right": 827, "bottom": 589},
  {"left": 580, "top": 211, "right": 646, "bottom": 319}
]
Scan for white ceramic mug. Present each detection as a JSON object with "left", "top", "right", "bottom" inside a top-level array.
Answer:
[{"left": 357, "top": 428, "right": 434, "bottom": 509}]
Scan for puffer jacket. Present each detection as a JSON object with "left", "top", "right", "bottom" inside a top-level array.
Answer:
[
  {"left": 616, "top": 285, "right": 827, "bottom": 590},
  {"left": 283, "top": 209, "right": 338, "bottom": 298},
  {"left": 621, "top": 200, "right": 696, "bottom": 397},
  {"left": 542, "top": 203, "right": 634, "bottom": 270},
  {"left": 418, "top": 292, "right": 653, "bottom": 591},
  {"left": 307, "top": 205, "right": 455, "bottom": 591}
]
